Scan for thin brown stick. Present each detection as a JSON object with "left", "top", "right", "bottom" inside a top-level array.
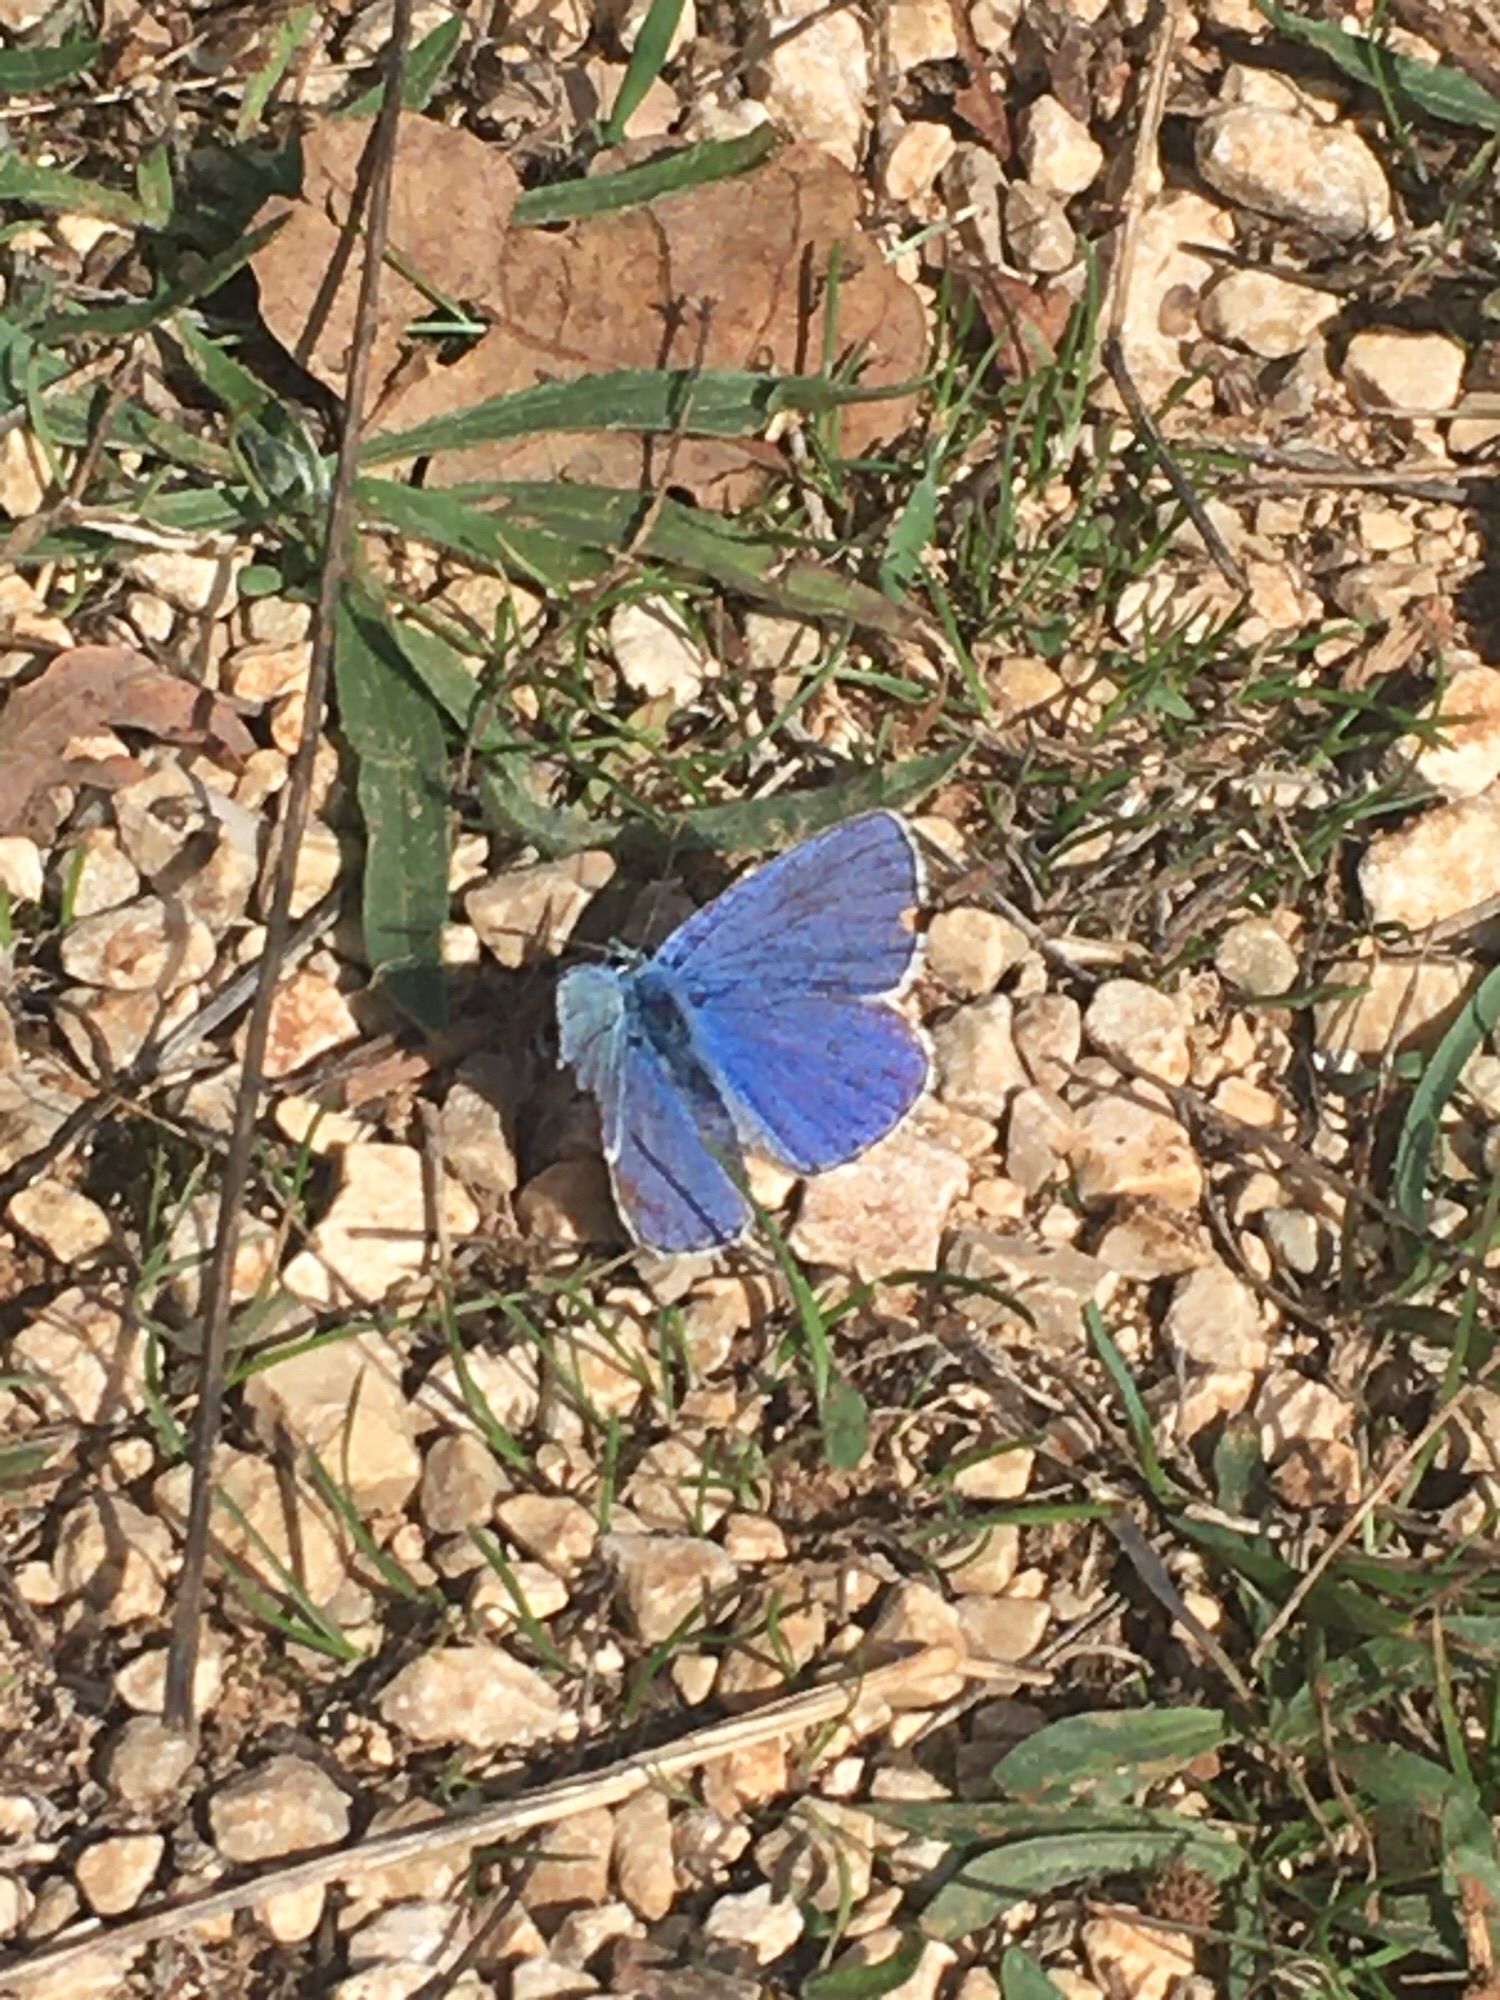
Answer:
[
  {"left": 160, "top": 6, "right": 414, "bottom": 1734},
  {"left": 0, "top": 1647, "right": 1003, "bottom": 1991}
]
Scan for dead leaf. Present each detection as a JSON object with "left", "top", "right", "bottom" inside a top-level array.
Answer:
[
  {"left": 251, "top": 117, "right": 927, "bottom": 507},
  {"left": 0, "top": 646, "right": 256, "bottom": 841}
]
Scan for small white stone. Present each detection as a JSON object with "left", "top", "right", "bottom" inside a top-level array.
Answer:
[
  {"left": 7, "top": 1182, "right": 111, "bottom": 1262},
  {"left": 75, "top": 1833, "right": 164, "bottom": 1916},
  {"left": 245, "top": 1325, "right": 422, "bottom": 1514},
  {"left": 1020, "top": 94, "right": 1104, "bottom": 196},
  {"left": 606, "top": 1531, "right": 739, "bottom": 1643},
  {"left": 753, "top": 0, "right": 867, "bottom": 167},
  {"left": 282, "top": 1144, "right": 480, "bottom": 1311},
  {"left": 610, "top": 597, "right": 712, "bottom": 704},
  {"left": 884, "top": 120, "right": 956, "bottom": 204},
  {"left": 1196, "top": 106, "right": 1391, "bottom": 241},
  {"left": 1003, "top": 184, "right": 1077, "bottom": 274},
  {"left": 703, "top": 1885, "right": 805, "bottom": 1964},
  {"left": 1084, "top": 979, "right": 1190, "bottom": 1084},
  {"left": 379, "top": 1645, "right": 563, "bottom": 1751},
  {"left": 1403, "top": 665, "right": 1500, "bottom": 800},
  {"left": 466, "top": 851, "right": 615, "bottom": 967},
  {"left": 887, "top": 0, "right": 958, "bottom": 69},
  {"left": 59, "top": 896, "right": 214, "bottom": 991},
  {"left": 1162, "top": 1261, "right": 1267, "bottom": 1370},
  {"left": 0, "top": 836, "right": 43, "bottom": 902},
  {"left": 925, "top": 908, "right": 1028, "bottom": 996},
  {"left": 933, "top": 994, "right": 1029, "bottom": 1115},
  {"left": 1343, "top": 329, "right": 1466, "bottom": 413},
  {"left": 124, "top": 546, "right": 242, "bottom": 616},
  {"left": 1215, "top": 917, "right": 1299, "bottom": 997},
  {"left": 1199, "top": 268, "right": 1338, "bottom": 360},
  {"left": 210, "top": 1754, "right": 352, "bottom": 1863},
  {"left": 1361, "top": 794, "right": 1500, "bottom": 931},
  {"left": 790, "top": 1124, "right": 969, "bottom": 1278}
]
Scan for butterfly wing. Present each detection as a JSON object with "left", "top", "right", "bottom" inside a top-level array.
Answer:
[
  {"left": 557, "top": 964, "right": 750, "bottom": 1254},
  {"left": 654, "top": 811, "right": 923, "bottom": 999}
]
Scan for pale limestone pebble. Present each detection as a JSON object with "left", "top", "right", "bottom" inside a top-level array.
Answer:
[
  {"left": 1198, "top": 267, "right": 1338, "bottom": 360},
  {"left": 419, "top": 1433, "right": 505, "bottom": 1535},
  {"left": 347, "top": 1898, "right": 471, "bottom": 1970},
  {"left": 790, "top": 1123, "right": 969, "bottom": 1279},
  {"left": 1243, "top": 559, "right": 1321, "bottom": 640},
  {"left": 115, "top": 1634, "right": 224, "bottom": 1715},
  {"left": 467, "top": 850, "right": 615, "bottom": 968},
  {"left": 953, "top": 1970, "right": 1003, "bottom": 2000},
  {"left": 6, "top": 1181, "right": 110, "bottom": 1264},
  {"left": 58, "top": 895, "right": 214, "bottom": 991},
  {"left": 1020, "top": 94, "right": 1103, "bottom": 196},
  {"left": 155, "top": 1447, "right": 349, "bottom": 1608},
  {"left": 440, "top": 1076, "right": 519, "bottom": 1196},
  {"left": 55, "top": 828, "right": 138, "bottom": 916},
  {"left": 1161, "top": 1260, "right": 1268, "bottom": 1370},
  {"left": 1316, "top": 953, "right": 1473, "bottom": 1059},
  {"left": 942, "top": 1520, "right": 1020, "bottom": 1595},
  {"left": 1450, "top": 411, "right": 1500, "bottom": 457},
  {"left": 209, "top": 1753, "right": 351, "bottom": 1864},
  {"left": 671, "top": 1651, "right": 720, "bottom": 1706},
  {"left": 1343, "top": 329, "right": 1466, "bottom": 413},
  {"left": 717, "top": 1598, "right": 826, "bottom": 1698},
  {"left": 8, "top": 1942, "right": 140, "bottom": 2000},
  {"left": 609, "top": 596, "right": 711, "bottom": 704},
  {"left": 282, "top": 1143, "right": 479, "bottom": 1310},
  {"left": 1084, "top": 1915, "right": 1195, "bottom": 2000},
  {"left": 1262, "top": 1205, "right": 1326, "bottom": 1276},
  {"left": 968, "top": 1175, "right": 1027, "bottom": 1222},
  {"left": 468, "top": 1561, "right": 570, "bottom": 1637},
  {"left": 1108, "top": 190, "right": 1231, "bottom": 405},
  {"left": 53, "top": 1494, "right": 174, "bottom": 1625},
  {"left": 1362, "top": 793, "right": 1500, "bottom": 931},
  {"left": 113, "top": 764, "right": 210, "bottom": 877},
  {"left": 415, "top": 1343, "right": 541, "bottom": 1436},
  {"left": 926, "top": 906, "right": 1029, "bottom": 996},
  {"left": 257, "top": 964, "right": 360, "bottom": 1078},
  {"left": 494, "top": 0, "right": 589, "bottom": 56},
  {"left": 165, "top": 1195, "right": 278, "bottom": 1314},
  {"left": 1007, "top": 996, "right": 1077, "bottom": 1091},
  {"left": 867, "top": 1581, "right": 967, "bottom": 1700},
  {"left": 270, "top": 1094, "right": 364, "bottom": 1155},
  {"left": 507, "top": 1965, "right": 595, "bottom": 2000},
  {"left": 1113, "top": 567, "right": 1237, "bottom": 649},
  {"left": 830, "top": 1933, "right": 958, "bottom": 2000},
  {"left": 1002, "top": 184, "right": 1077, "bottom": 275},
  {"left": 244, "top": 1325, "right": 420, "bottom": 1513},
  {"left": 743, "top": 610, "right": 821, "bottom": 673},
  {"left": 521, "top": 1804, "right": 614, "bottom": 1917},
  {"left": 753, "top": 0, "right": 867, "bottom": 168},
  {"left": 702, "top": 1884, "right": 805, "bottom": 1964},
  {"left": 723, "top": 1512, "right": 788, "bottom": 1562},
  {"left": 1215, "top": 916, "right": 1299, "bottom": 997},
  {"left": 53, "top": 977, "right": 200, "bottom": 1076},
  {"left": 933, "top": 994, "right": 1028, "bottom": 1115},
  {"left": 258, "top": 1882, "right": 328, "bottom": 1947},
  {"left": 0, "top": 570, "right": 72, "bottom": 676},
  {"left": 223, "top": 637, "right": 310, "bottom": 703},
  {"left": 885, "top": 120, "right": 957, "bottom": 205},
  {"left": 497, "top": 1493, "right": 597, "bottom": 1575},
  {"left": 1400, "top": 665, "right": 1500, "bottom": 801},
  {"left": 1094, "top": 1200, "right": 1212, "bottom": 1280},
  {"left": 945, "top": 1227, "right": 1114, "bottom": 1348},
  {"left": 0, "top": 1874, "right": 33, "bottom": 1938},
  {"left": 517, "top": 1159, "right": 621, "bottom": 1248},
  {"left": 1084, "top": 979, "right": 1190, "bottom": 1085},
  {"left": 280, "top": 814, "right": 344, "bottom": 921},
  {"left": 123, "top": 545, "right": 243, "bottom": 617},
  {"left": 1195, "top": 106, "right": 1391, "bottom": 241},
  {"left": 341, "top": 1801, "right": 463, "bottom": 1915},
  {"left": 380, "top": 1644, "right": 564, "bottom": 1751},
  {"left": 1072, "top": 1095, "right": 1204, "bottom": 1209},
  {"left": 1257, "top": 1368, "right": 1361, "bottom": 1507},
  {"left": 624, "top": 1432, "right": 738, "bottom": 1531},
  {"left": 0, "top": 834, "right": 43, "bottom": 904},
  {"left": 542, "top": 1289, "right": 661, "bottom": 1424},
  {"left": 701, "top": 1735, "right": 790, "bottom": 1816},
  {"left": 991, "top": 652, "right": 1066, "bottom": 720},
  {"left": 888, "top": 0, "right": 958, "bottom": 67},
  {"left": 551, "top": 1901, "right": 639, "bottom": 1969},
  {"left": 610, "top": 1788, "right": 675, "bottom": 1922},
  {"left": 74, "top": 1832, "right": 164, "bottom": 1917},
  {"left": 0, "top": 426, "right": 51, "bottom": 517},
  {"left": 601, "top": 1530, "right": 737, "bottom": 1645},
  {"left": 678, "top": 1272, "right": 768, "bottom": 1371},
  {"left": 1333, "top": 559, "right": 1439, "bottom": 624},
  {"left": 756, "top": 1799, "right": 877, "bottom": 1911},
  {"left": 1005, "top": 1084, "right": 1078, "bottom": 1194},
  {"left": 103, "top": 1715, "right": 195, "bottom": 1810}
]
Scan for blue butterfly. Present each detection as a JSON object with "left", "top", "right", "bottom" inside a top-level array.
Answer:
[{"left": 556, "top": 810, "right": 930, "bottom": 1254}]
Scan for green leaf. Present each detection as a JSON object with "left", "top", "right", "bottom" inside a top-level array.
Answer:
[
  {"left": 0, "top": 39, "right": 102, "bottom": 91},
  {"left": 922, "top": 1828, "right": 1244, "bottom": 1942},
  {"left": 235, "top": 2, "right": 318, "bottom": 138},
  {"left": 512, "top": 125, "right": 777, "bottom": 226},
  {"left": 333, "top": 589, "right": 451, "bottom": 1031},
  {"left": 1274, "top": 1635, "right": 1439, "bottom": 1749},
  {"left": 669, "top": 751, "right": 964, "bottom": 852},
  {"left": 1256, "top": 1, "right": 1500, "bottom": 133},
  {"left": 342, "top": 14, "right": 464, "bottom": 116},
  {"left": 135, "top": 144, "right": 173, "bottom": 229},
  {"left": 994, "top": 1708, "right": 1232, "bottom": 1805},
  {"left": 600, "top": 0, "right": 686, "bottom": 146},
  {"left": 1000, "top": 1948, "right": 1069, "bottom": 2000},
  {"left": 1392, "top": 964, "right": 1500, "bottom": 1226},
  {"left": 0, "top": 154, "right": 143, "bottom": 226},
  {"left": 880, "top": 459, "right": 940, "bottom": 600},
  {"left": 821, "top": 1377, "right": 870, "bottom": 1471},
  {"left": 359, "top": 367, "right": 867, "bottom": 465},
  {"left": 802, "top": 1934, "right": 929, "bottom": 1998}
]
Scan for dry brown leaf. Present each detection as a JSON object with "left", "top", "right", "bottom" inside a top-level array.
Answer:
[
  {"left": 0, "top": 645, "right": 256, "bottom": 841},
  {"left": 251, "top": 118, "right": 926, "bottom": 507}
]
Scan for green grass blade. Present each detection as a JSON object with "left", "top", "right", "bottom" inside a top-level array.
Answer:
[
  {"left": 801, "top": 1934, "right": 927, "bottom": 1999},
  {"left": 1257, "top": 0, "right": 1500, "bottom": 132},
  {"left": 135, "top": 144, "right": 173, "bottom": 228},
  {"left": 994, "top": 1708, "right": 1232, "bottom": 1804},
  {"left": 512, "top": 125, "right": 776, "bottom": 225},
  {"left": 333, "top": 587, "right": 451, "bottom": 1031},
  {"left": 670, "top": 751, "right": 963, "bottom": 852},
  {"left": 998, "top": 1949, "right": 1070, "bottom": 2000},
  {"left": 342, "top": 15, "right": 464, "bottom": 116},
  {"left": 599, "top": 0, "right": 686, "bottom": 146},
  {"left": 0, "top": 39, "right": 102, "bottom": 91},
  {"left": 1392, "top": 963, "right": 1500, "bottom": 1226},
  {"left": 235, "top": 2, "right": 317, "bottom": 137},
  {"left": 1085, "top": 1302, "right": 1178, "bottom": 1503},
  {"left": 0, "top": 154, "right": 143, "bottom": 226}
]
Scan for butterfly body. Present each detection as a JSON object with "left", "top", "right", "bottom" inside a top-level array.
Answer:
[{"left": 557, "top": 811, "right": 929, "bottom": 1254}]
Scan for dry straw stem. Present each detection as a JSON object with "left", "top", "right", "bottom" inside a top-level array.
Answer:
[
  {"left": 159, "top": 0, "right": 415, "bottom": 1733},
  {"left": 0, "top": 1646, "right": 1011, "bottom": 1992}
]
